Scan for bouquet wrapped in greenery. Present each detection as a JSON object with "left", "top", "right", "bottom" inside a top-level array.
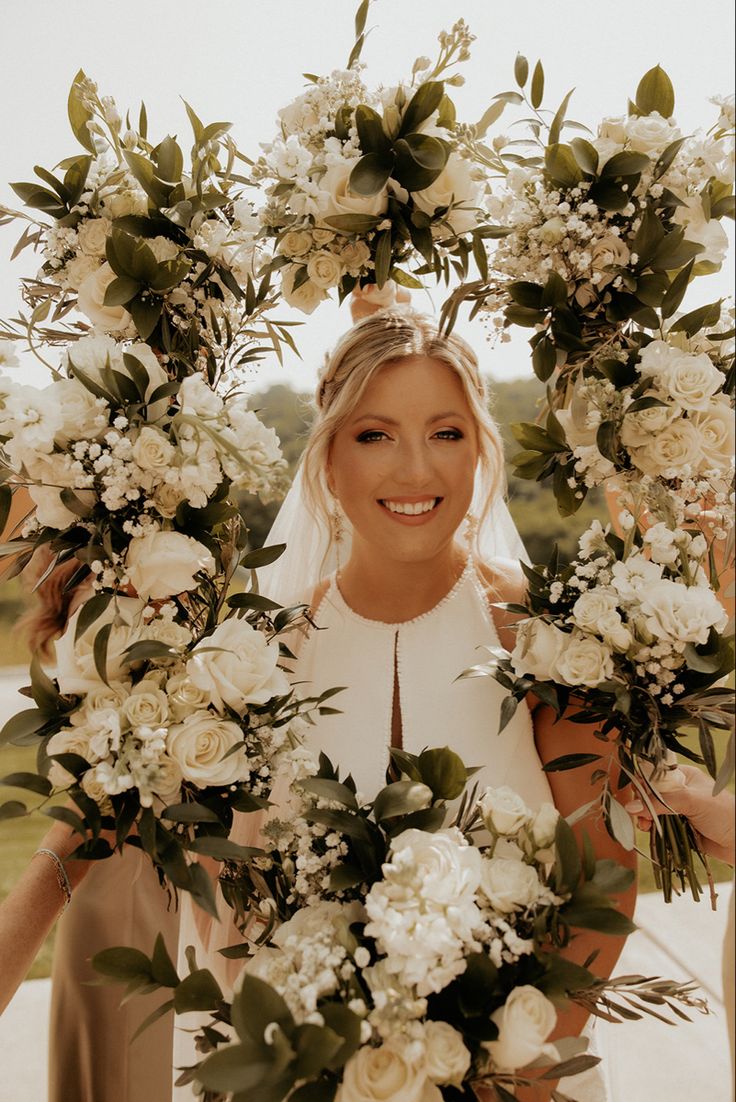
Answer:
[{"left": 95, "top": 746, "right": 705, "bottom": 1100}]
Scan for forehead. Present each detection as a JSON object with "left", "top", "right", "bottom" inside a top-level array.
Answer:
[{"left": 356, "top": 355, "right": 470, "bottom": 413}]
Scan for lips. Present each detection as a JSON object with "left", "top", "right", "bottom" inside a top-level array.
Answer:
[{"left": 378, "top": 497, "right": 442, "bottom": 516}]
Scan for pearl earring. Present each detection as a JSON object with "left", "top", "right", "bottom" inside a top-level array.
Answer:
[{"left": 464, "top": 511, "right": 478, "bottom": 551}]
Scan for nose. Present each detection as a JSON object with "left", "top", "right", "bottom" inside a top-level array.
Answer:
[{"left": 394, "top": 437, "right": 433, "bottom": 488}]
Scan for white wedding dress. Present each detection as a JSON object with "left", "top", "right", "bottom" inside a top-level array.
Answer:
[{"left": 175, "top": 556, "right": 609, "bottom": 1100}]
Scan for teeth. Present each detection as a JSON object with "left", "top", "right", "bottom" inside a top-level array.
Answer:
[{"left": 383, "top": 498, "right": 438, "bottom": 515}]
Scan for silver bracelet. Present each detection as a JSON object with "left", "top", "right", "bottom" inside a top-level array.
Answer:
[{"left": 33, "top": 848, "right": 73, "bottom": 912}]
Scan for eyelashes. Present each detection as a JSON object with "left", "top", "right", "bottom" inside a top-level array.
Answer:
[{"left": 355, "top": 428, "right": 465, "bottom": 444}]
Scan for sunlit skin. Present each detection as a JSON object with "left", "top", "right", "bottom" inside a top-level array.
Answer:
[{"left": 328, "top": 355, "right": 478, "bottom": 622}]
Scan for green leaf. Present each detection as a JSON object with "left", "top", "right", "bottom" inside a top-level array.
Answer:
[
  {"left": 196, "top": 1045, "right": 274, "bottom": 1095},
  {"left": 601, "top": 151, "right": 651, "bottom": 179},
  {"left": 93, "top": 946, "right": 153, "bottom": 982},
  {"left": 67, "top": 70, "right": 96, "bottom": 153},
  {"left": 29, "top": 654, "right": 60, "bottom": 714},
  {"left": 93, "top": 623, "right": 113, "bottom": 685},
  {"left": 669, "top": 299, "right": 722, "bottom": 338},
  {"left": 354, "top": 105, "right": 390, "bottom": 157},
  {"left": 660, "top": 260, "right": 694, "bottom": 319},
  {"left": 322, "top": 213, "right": 382, "bottom": 234},
  {"left": 103, "top": 276, "right": 141, "bottom": 307},
  {"left": 395, "top": 132, "right": 449, "bottom": 191},
  {"left": 240, "top": 544, "right": 286, "bottom": 569},
  {"left": 554, "top": 816, "right": 582, "bottom": 894},
  {"left": 187, "top": 837, "right": 262, "bottom": 861},
  {"left": 400, "top": 81, "right": 445, "bottom": 136},
  {"left": 0, "top": 708, "right": 47, "bottom": 747},
  {"left": 0, "top": 800, "right": 28, "bottom": 821},
  {"left": 0, "top": 484, "right": 11, "bottom": 537},
  {"left": 544, "top": 753, "right": 602, "bottom": 772},
  {"left": 354, "top": 0, "right": 369, "bottom": 37},
  {"left": 548, "top": 88, "right": 575, "bottom": 146},
  {"left": 530, "top": 61, "right": 545, "bottom": 109},
  {"left": 374, "top": 229, "right": 392, "bottom": 288},
  {"left": 232, "top": 974, "right": 293, "bottom": 1044},
  {"left": 570, "top": 138, "right": 599, "bottom": 175},
  {"left": 635, "top": 65, "right": 675, "bottom": 119},
  {"left": 227, "top": 593, "right": 282, "bottom": 612},
  {"left": 155, "top": 135, "right": 184, "bottom": 184},
  {"left": 173, "top": 968, "right": 223, "bottom": 1014},
  {"left": 474, "top": 99, "right": 507, "bottom": 139},
  {"left": 508, "top": 281, "right": 543, "bottom": 308},
  {"left": 373, "top": 780, "right": 433, "bottom": 821},
  {"left": 514, "top": 54, "right": 529, "bottom": 88},
  {"left": 498, "top": 694, "right": 518, "bottom": 733},
  {"left": 608, "top": 797, "right": 635, "bottom": 850},
  {"left": 532, "top": 337, "right": 557, "bottom": 382},
  {"left": 589, "top": 180, "right": 630, "bottom": 212},
  {"left": 128, "top": 294, "right": 162, "bottom": 341},
  {"left": 299, "top": 777, "right": 359, "bottom": 810},
  {"left": 631, "top": 206, "right": 665, "bottom": 265},
  {"left": 161, "top": 802, "right": 222, "bottom": 824},
  {"left": 294, "top": 1023, "right": 343, "bottom": 1079},
  {"left": 417, "top": 746, "right": 467, "bottom": 800},
  {"left": 151, "top": 932, "right": 180, "bottom": 987},
  {"left": 0, "top": 772, "right": 52, "bottom": 796},
  {"left": 545, "top": 144, "right": 583, "bottom": 188}
]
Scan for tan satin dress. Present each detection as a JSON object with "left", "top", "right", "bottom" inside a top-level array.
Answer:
[{"left": 49, "top": 847, "right": 179, "bottom": 1102}]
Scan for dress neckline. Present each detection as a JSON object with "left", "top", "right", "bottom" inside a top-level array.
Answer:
[{"left": 329, "top": 556, "right": 475, "bottom": 630}]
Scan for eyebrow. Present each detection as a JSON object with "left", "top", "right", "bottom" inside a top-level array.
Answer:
[{"left": 352, "top": 411, "right": 469, "bottom": 426}]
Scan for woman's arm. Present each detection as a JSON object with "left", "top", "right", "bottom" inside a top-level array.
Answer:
[{"left": 0, "top": 820, "right": 90, "bottom": 1015}]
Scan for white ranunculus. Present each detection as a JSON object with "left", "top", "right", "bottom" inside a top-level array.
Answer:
[
  {"left": 478, "top": 786, "right": 532, "bottom": 835},
  {"left": 277, "top": 230, "right": 313, "bottom": 258},
  {"left": 510, "top": 618, "right": 568, "bottom": 683},
  {"left": 621, "top": 396, "right": 677, "bottom": 448},
  {"left": 630, "top": 417, "right": 702, "bottom": 477},
  {"left": 77, "top": 218, "right": 111, "bottom": 257},
  {"left": 337, "top": 1041, "right": 440, "bottom": 1102},
  {"left": 590, "top": 234, "right": 630, "bottom": 284},
  {"left": 571, "top": 588, "right": 619, "bottom": 631},
  {"left": 131, "top": 426, "right": 176, "bottom": 473},
  {"left": 554, "top": 633, "right": 614, "bottom": 687},
  {"left": 610, "top": 555, "right": 664, "bottom": 603},
  {"left": 46, "top": 726, "right": 99, "bottom": 787},
  {"left": 147, "top": 235, "right": 179, "bottom": 263},
  {"left": 222, "top": 405, "right": 284, "bottom": 481},
  {"left": 539, "top": 216, "right": 566, "bottom": 245},
  {"left": 186, "top": 617, "right": 290, "bottom": 713},
  {"left": 479, "top": 855, "right": 542, "bottom": 913},
  {"left": 691, "top": 395, "right": 735, "bottom": 469},
  {"left": 423, "top": 1021, "right": 471, "bottom": 1087},
  {"left": 640, "top": 579, "right": 728, "bottom": 644},
  {"left": 165, "top": 672, "right": 212, "bottom": 720},
  {"left": 166, "top": 712, "right": 249, "bottom": 786},
  {"left": 126, "top": 531, "right": 215, "bottom": 600},
  {"left": 411, "top": 154, "right": 483, "bottom": 234},
  {"left": 64, "top": 254, "right": 100, "bottom": 291},
  {"left": 54, "top": 597, "right": 147, "bottom": 695},
  {"left": 319, "top": 160, "right": 390, "bottom": 222},
  {"left": 306, "top": 250, "right": 344, "bottom": 289},
  {"left": 672, "top": 195, "right": 729, "bottom": 268},
  {"left": 123, "top": 681, "right": 169, "bottom": 728},
  {"left": 485, "top": 986, "right": 558, "bottom": 1071},
  {"left": 642, "top": 522, "right": 679, "bottom": 565},
  {"left": 623, "top": 112, "right": 680, "bottom": 154},
  {"left": 658, "top": 350, "right": 724, "bottom": 411},
  {"left": 280, "top": 265, "right": 327, "bottom": 314},
  {"left": 76, "top": 263, "right": 131, "bottom": 332},
  {"left": 176, "top": 373, "right": 224, "bottom": 418}
]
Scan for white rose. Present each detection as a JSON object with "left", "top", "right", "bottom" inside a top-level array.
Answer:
[
  {"left": 485, "top": 986, "right": 558, "bottom": 1071},
  {"left": 510, "top": 619, "right": 568, "bottom": 682},
  {"left": 166, "top": 712, "right": 249, "bottom": 786},
  {"left": 590, "top": 234, "right": 630, "bottom": 285},
  {"left": 311, "top": 227, "right": 336, "bottom": 246},
  {"left": 46, "top": 726, "right": 99, "bottom": 787},
  {"left": 166, "top": 672, "right": 212, "bottom": 720},
  {"left": 131, "top": 426, "right": 176, "bottom": 472},
  {"left": 280, "top": 265, "right": 327, "bottom": 314},
  {"left": 554, "top": 633, "right": 614, "bottom": 687},
  {"left": 277, "top": 230, "right": 312, "bottom": 258},
  {"left": 54, "top": 597, "right": 147, "bottom": 695},
  {"left": 385, "top": 828, "right": 482, "bottom": 910},
  {"left": 630, "top": 417, "right": 702, "bottom": 477},
  {"left": 479, "top": 856, "right": 542, "bottom": 913},
  {"left": 81, "top": 769, "right": 114, "bottom": 814},
  {"left": 672, "top": 196, "right": 729, "bottom": 269},
  {"left": 621, "top": 396, "right": 677, "bottom": 448},
  {"left": 598, "top": 116, "right": 627, "bottom": 144},
  {"left": 77, "top": 218, "right": 112, "bottom": 257},
  {"left": 76, "top": 263, "right": 131, "bottom": 332},
  {"left": 74, "top": 682, "right": 131, "bottom": 721},
  {"left": 339, "top": 239, "right": 372, "bottom": 275},
  {"left": 658, "top": 350, "right": 724, "bottom": 411},
  {"left": 423, "top": 1021, "right": 471, "bottom": 1087},
  {"left": 152, "top": 480, "right": 184, "bottom": 518},
  {"left": 126, "top": 530, "right": 216, "bottom": 600},
  {"left": 571, "top": 588, "right": 619, "bottom": 631},
  {"left": 530, "top": 803, "right": 560, "bottom": 849},
  {"left": 306, "top": 250, "right": 344, "bottom": 289},
  {"left": 623, "top": 112, "right": 680, "bottom": 153},
  {"left": 187, "top": 617, "right": 290, "bottom": 712},
  {"left": 176, "top": 374, "right": 224, "bottom": 418},
  {"left": 539, "top": 216, "right": 566, "bottom": 245},
  {"left": 147, "top": 236, "right": 179, "bottom": 263},
  {"left": 104, "top": 188, "right": 148, "bottom": 218},
  {"left": 28, "top": 485, "right": 94, "bottom": 530},
  {"left": 150, "top": 754, "right": 183, "bottom": 806},
  {"left": 478, "top": 786, "right": 532, "bottom": 835},
  {"left": 640, "top": 579, "right": 728, "bottom": 643},
  {"left": 49, "top": 378, "right": 109, "bottom": 445},
  {"left": 319, "top": 160, "right": 390, "bottom": 222},
  {"left": 691, "top": 395, "right": 735, "bottom": 469},
  {"left": 337, "top": 1041, "right": 441, "bottom": 1102},
  {"left": 411, "top": 154, "right": 483, "bottom": 234},
  {"left": 597, "top": 610, "right": 633, "bottom": 653},
  {"left": 123, "top": 681, "right": 169, "bottom": 728},
  {"left": 64, "top": 254, "right": 100, "bottom": 291}
]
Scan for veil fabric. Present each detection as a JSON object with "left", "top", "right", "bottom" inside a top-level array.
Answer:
[{"left": 256, "top": 462, "right": 530, "bottom": 607}]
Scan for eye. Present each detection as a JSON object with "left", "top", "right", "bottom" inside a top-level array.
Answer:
[
  {"left": 356, "top": 429, "right": 390, "bottom": 443},
  {"left": 433, "top": 428, "right": 464, "bottom": 440}
]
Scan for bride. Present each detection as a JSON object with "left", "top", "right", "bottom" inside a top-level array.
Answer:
[{"left": 178, "top": 299, "right": 636, "bottom": 1101}]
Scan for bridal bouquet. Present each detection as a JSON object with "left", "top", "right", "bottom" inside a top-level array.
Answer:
[
  {"left": 255, "top": 7, "right": 503, "bottom": 313},
  {"left": 97, "top": 747, "right": 705, "bottom": 1099},
  {"left": 473, "top": 522, "right": 734, "bottom": 904},
  {"left": 0, "top": 71, "right": 291, "bottom": 373},
  {"left": 0, "top": 332, "right": 287, "bottom": 592}
]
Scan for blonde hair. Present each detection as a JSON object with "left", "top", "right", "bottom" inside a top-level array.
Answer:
[{"left": 301, "top": 308, "right": 506, "bottom": 549}]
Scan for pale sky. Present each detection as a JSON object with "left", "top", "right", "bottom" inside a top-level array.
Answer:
[{"left": 0, "top": 0, "right": 733, "bottom": 395}]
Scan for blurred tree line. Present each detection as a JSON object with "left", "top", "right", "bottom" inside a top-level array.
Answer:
[{"left": 238, "top": 377, "right": 603, "bottom": 562}]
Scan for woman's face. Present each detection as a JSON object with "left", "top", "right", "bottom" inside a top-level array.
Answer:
[{"left": 328, "top": 355, "right": 479, "bottom": 564}]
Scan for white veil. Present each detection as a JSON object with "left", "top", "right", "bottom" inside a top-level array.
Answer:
[{"left": 256, "top": 462, "right": 530, "bottom": 608}]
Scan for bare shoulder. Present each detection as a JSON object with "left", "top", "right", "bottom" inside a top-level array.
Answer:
[{"left": 475, "top": 557, "right": 527, "bottom": 652}]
